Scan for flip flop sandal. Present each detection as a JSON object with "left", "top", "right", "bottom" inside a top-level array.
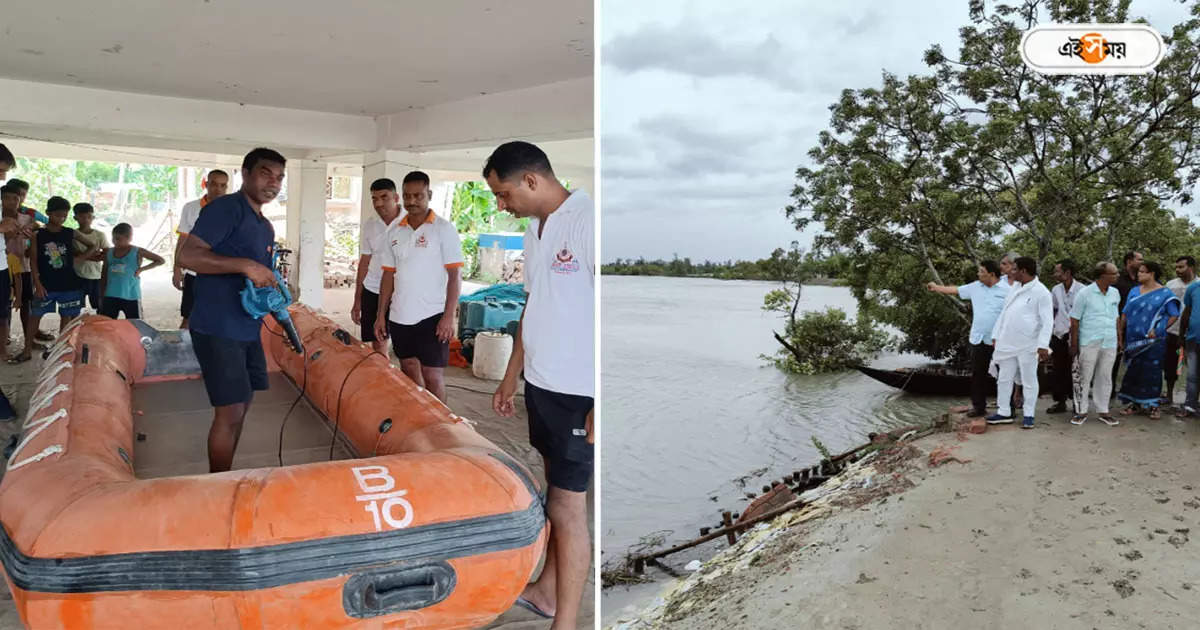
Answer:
[
  {"left": 1099, "top": 414, "right": 1120, "bottom": 426},
  {"left": 512, "top": 596, "right": 553, "bottom": 619},
  {"left": 1119, "top": 405, "right": 1138, "bottom": 416},
  {"left": 1070, "top": 414, "right": 1087, "bottom": 425},
  {"left": 6, "top": 354, "right": 31, "bottom": 365},
  {"left": 1149, "top": 407, "right": 1161, "bottom": 420}
]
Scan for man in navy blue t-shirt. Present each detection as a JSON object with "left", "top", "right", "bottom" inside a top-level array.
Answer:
[{"left": 178, "top": 148, "right": 284, "bottom": 473}]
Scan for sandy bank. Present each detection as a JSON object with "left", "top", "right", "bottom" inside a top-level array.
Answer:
[{"left": 608, "top": 405, "right": 1200, "bottom": 629}]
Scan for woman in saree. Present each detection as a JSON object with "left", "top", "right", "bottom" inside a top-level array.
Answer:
[{"left": 1118, "top": 261, "right": 1181, "bottom": 419}]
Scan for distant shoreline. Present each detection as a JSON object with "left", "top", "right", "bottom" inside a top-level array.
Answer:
[{"left": 601, "top": 271, "right": 841, "bottom": 286}]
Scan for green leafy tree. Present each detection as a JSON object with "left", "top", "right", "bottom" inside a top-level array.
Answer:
[
  {"left": 787, "top": 0, "right": 1200, "bottom": 360},
  {"left": 125, "top": 164, "right": 178, "bottom": 208},
  {"left": 762, "top": 307, "right": 895, "bottom": 374},
  {"left": 762, "top": 242, "right": 893, "bottom": 373},
  {"left": 450, "top": 181, "right": 528, "bottom": 234},
  {"left": 13, "top": 158, "right": 87, "bottom": 212}
]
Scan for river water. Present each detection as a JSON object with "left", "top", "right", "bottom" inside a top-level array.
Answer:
[{"left": 600, "top": 276, "right": 957, "bottom": 568}]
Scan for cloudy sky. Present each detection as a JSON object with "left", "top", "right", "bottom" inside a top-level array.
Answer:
[{"left": 600, "top": 0, "right": 1193, "bottom": 263}]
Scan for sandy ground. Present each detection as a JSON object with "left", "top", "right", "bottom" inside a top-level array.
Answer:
[
  {"left": 0, "top": 267, "right": 593, "bottom": 630},
  {"left": 607, "top": 400, "right": 1200, "bottom": 630}
]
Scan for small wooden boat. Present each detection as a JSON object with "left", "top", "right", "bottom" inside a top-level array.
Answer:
[
  {"left": 0, "top": 306, "right": 547, "bottom": 629},
  {"left": 856, "top": 363, "right": 1053, "bottom": 396}
]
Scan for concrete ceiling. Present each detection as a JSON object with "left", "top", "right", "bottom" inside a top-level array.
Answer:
[{"left": 0, "top": 0, "right": 592, "bottom": 116}]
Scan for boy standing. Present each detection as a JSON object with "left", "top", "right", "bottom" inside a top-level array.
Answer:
[
  {"left": 100, "top": 223, "right": 164, "bottom": 320},
  {"left": 72, "top": 203, "right": 109, "bottom": 312},
  {"left": 29, "top": 197, "right": 97, "bottom": 339},
  {"left": 2, "top": 185, "right": 34, "bottom": 363},
  {"left": 0, "top": 198, "right": 21, "bottom": 363}
]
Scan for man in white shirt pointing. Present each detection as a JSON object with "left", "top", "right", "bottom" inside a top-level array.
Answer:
[{"left": 988, "top": 256, "right": 1054, "bottom": 429}]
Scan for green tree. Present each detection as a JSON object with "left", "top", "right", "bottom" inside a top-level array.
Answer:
[
  {"left": 450, "top": 181, "right": 528, "bottom": 234},
  {"left": 762, "top": 307, "right": 894, "bottom": 374},
  {"left": 787, "top": 0, "right": 1200, "bottom": 360},
  {"left": 761, "top": 242, "right": 891, "bottom": 372},
  {"left": 13, "top": 158, "right": 87, "bottom": 212}
]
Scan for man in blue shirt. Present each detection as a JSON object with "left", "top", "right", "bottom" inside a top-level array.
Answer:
[
  {"left": 178, "top": 148, "right": 283, "bottom": 473},
  {"left": 1069, "top": 262, "right": 1122, "bottom": 425},
  {"left": 927, "top": 260, "right": 1010, "bottom": 417},
  {"left": 1177, "top": 276, "right": 1200, "bottom": 418}
]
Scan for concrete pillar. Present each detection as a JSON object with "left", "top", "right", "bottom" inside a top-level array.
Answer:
[
  {"left": 295, "top": 160, "right": 329, "bottom": 309},
  {"left": 360, "top": 150, "right": 412, "bottom": 229},
  {"left": 284, "top": 163, "right": 303, "bottom": 271}
]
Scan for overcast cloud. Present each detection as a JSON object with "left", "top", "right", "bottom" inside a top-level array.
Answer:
[{"left": 600, "top": 0, "right": 1193, "bottom": 262}]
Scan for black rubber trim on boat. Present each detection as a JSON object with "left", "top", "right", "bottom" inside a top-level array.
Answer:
[
  {"left": 0, "top": 498, "right": 543, "bottom": 594},
  {"left": 342, "top": 561, "right": 457, "bottom": 618},
  {"left": 489, "top": 452, "right": 545, "bottom": 508}
]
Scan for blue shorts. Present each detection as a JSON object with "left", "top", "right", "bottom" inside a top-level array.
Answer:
[{"left": 33, "top": 290, "right": 83, "bottom": 318}]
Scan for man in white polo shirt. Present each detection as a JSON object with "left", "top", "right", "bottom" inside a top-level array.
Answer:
[
  {"left": 487, "top": 141, "right": 594, "bottom": 630},
  {"left": 353, "top": 178, "right": 402, "bottom": 355},
  {"left": 174, "top": 169, "right": 229, "bottom": 329},
  {"left": 373, "top": 171, "right": 462, "bottom": 403}
]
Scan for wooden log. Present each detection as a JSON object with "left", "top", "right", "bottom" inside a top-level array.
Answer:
[{"left": 721, "top": 511, "right": 736, "bottom": 545}]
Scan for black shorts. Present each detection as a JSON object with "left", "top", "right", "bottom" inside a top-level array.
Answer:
[
  {"left": 525, "top": 382, "right": 594, "bottom": 492},
  {"left": 100, "top": 297, "right": 140, "bottom": 320},
  {"left": 19, "top": 272, "right": 31, "bottom": 310},
  {"left": 80, "top": 278, "right": 101, "bottom": 311},
  {"left": 1166, "top": 333, "right": 1183, "bottom": 382},
  {"left": 191, "top": 329, "right": 269, "bottom": 407},
  {"left": 181, "top": 274, "right": 196, "bottom": 318},
  {"left": 0, "top": 272, "right": 9, "bottom": 323},
  {"left": 388, "top": 313, "right": 448, "bottom": 367},
  {"left": 360, "top": 289, "right": 380, "bottom": 343}
]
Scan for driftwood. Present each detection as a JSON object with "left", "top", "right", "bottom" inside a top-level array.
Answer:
[{"left": 625, "top": 420, "right": 942, "bottom": 575}]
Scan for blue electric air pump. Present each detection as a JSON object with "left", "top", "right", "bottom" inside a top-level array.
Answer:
[{"left": 240, "top": 249, "right": 304, "bottom": 354}]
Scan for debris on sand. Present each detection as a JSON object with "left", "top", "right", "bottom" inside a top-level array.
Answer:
[{"left": 928, "top": 444, "right": 970, "bottom": 467}]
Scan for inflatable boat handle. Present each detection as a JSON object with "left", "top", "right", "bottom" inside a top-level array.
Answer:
[{"left": 342, "top": 562, "right": 457, "bottom": 618}]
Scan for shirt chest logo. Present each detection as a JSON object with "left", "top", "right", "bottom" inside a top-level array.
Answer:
[
  {"left": 415, "top": 235, "right": 428, "bottom": 248},
  {"left": 551, "top": 243, "right": 580, "bottom": 274}
]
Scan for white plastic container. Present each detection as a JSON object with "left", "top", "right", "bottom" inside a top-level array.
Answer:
[{"left": 472, "top": 331, "right": 513, "bottom": 381}]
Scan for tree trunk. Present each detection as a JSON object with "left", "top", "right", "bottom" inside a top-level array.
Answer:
[
  {"left": 773, "top": 330, "right": 805, "bottom": 364},
  {"left": 115, "top": 163, "right": 128, "bottom": 220}
]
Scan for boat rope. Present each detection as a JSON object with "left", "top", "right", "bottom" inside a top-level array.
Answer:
[
  {"left": 60, "top": 317, "right": 86, "bottom": 337},
  {"left": 34, "top": 361, "right": 72, "bottom": 391},
  {"left": 26, "top": 385, "right": 69, "bottom": 423},
  {"left": 39, "top": 346, "right": 74, "bottom": 375},
  {"left": 6, "top": 445, "right": 64, "bottom": 472},
  {"left": 30, "top": 368, "right": 71, "bottom": 402},
  {"left": 7, "top": 409, "right": 68, "bottom": 471},
  {"left": 45, "top": 331, "right": 77, "bottom": 355}
]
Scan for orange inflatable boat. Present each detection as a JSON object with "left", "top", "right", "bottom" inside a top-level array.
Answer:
[{"left": 0, "top": 306, "right": 547, "bottom": 629}]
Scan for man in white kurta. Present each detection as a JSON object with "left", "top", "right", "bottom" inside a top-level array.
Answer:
[{"left": 989, "top": 257, "right": 1054, "bottom": 427}]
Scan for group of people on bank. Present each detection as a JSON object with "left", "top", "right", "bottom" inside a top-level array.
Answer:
[{"left": 928, "top": 251, "right": 1200, "bottom": 427}]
